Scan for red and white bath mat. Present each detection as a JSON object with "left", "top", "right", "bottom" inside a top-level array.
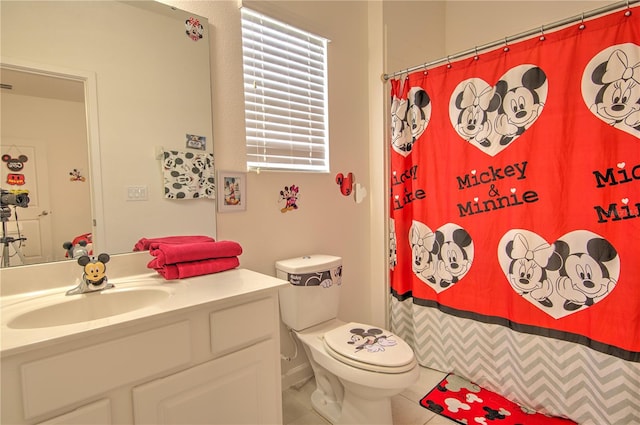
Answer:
[{"left": 420, "top": 373, "right": 577, "bottom": 425}]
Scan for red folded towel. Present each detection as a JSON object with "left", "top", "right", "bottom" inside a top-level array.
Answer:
[
  {"left": 133, "top": 235, "right": 215, "bottom": 251},
  {"left": 154, "top": 257, "right": 240, "bottom": 280},
  {"left": 147, "top": 241, "right": 243, "bottom": 268}
]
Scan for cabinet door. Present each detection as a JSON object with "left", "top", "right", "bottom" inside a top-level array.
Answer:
[
  {"left": 36, "top": 399, "right": 112, "bottom": 425},
  {"left": 133, "top": 340, "right": 281, "bottom": 424}
]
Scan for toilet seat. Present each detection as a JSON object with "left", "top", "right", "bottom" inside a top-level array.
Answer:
[{"left": 322, "top": 322, "right": 416, "bottom": 374}]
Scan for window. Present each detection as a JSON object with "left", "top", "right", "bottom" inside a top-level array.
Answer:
[{"left": 241, "top": 8, "right": 329, "bottom": 172}]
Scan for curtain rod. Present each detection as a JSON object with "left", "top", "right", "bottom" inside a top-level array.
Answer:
[{"left": 383, "top": 0, "right": 638, "bottom": 81}]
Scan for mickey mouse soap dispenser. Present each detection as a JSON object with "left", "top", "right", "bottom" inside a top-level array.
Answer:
[{"left": 66, "top": 253, "right": 114, "bottom": 296}]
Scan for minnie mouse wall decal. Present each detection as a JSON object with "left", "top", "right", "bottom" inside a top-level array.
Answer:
[
  {"left": 279, "top": 185, "right": 300, "bottom": 213},
  {"left": 185, "top": 17, "right": 203, "bottom": 41}
]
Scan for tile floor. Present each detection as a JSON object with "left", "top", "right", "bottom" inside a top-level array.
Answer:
[{"left": 282, "top": 366, "right": 459, "bottom": 425}]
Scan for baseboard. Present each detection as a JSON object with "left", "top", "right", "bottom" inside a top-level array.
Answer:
[{"left": 281, "top": 362, "right": 314, "bottom": 390}]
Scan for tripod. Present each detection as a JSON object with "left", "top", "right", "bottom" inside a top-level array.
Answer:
[{"left": 1, "top": 207, "right": 27, "bottom": 268}]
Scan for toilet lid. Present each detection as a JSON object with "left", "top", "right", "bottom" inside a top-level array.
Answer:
[{"left": 323, "top": 322, "right": 415, "bottom": 370}]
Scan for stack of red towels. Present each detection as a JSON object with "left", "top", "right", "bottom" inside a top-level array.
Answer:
[{"left": 134, "top": 236, "right": 242, "bottom": 280}]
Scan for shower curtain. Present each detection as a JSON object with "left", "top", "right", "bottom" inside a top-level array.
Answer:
[{"left": 388, "top": 8, "right": 639, "bottom": 425}]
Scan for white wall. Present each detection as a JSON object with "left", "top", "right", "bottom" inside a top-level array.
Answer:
[
  {"left": 383, "top": 1, "right": 447, "bottom": 74},
  {"left": 381, "top": 1, "right": 615, "bottom": 78},
  {"left": 212, "top": 0, "right": 374, "bottom": 323},
  {"left": 444, "top": 1, "right": 616, "bottom": 55}
]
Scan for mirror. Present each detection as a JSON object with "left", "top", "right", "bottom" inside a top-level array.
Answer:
[
  {"left": 1, "top": 0, "right": 216, "bottom": 267},
  {"left": 1, "top": 69, "right": 91, "bottom": 267}
]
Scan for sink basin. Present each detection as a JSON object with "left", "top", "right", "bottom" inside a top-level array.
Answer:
[{"left": 7, "top": 287, "right": 172, "bottom": 329}]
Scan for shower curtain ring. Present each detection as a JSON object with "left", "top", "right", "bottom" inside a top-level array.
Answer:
[
  {"left": 474, "top": 47, "right": 479, "bottom": 61},
  {"left": 625, "top": 0, "right": 632, "bottom": 16},
  {"left": 579, "top": 13, "right": 586, "bottom": 30},
  {"left": 503, "top": 37, "right": 509, "bottom": 52},
  {"left": 447, "top": 56, "right": 452, "bottom": 69},
  {"left": 539, "top": 25, "right": 546, "bottom": 41}
]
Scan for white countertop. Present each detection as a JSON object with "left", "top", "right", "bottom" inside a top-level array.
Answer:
[{"left": 1, "top": 268, "right": 288, "bottom": 357}]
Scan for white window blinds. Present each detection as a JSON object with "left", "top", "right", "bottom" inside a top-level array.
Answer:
[{"left": 241, "top": 8, "right": 329, "bottom": 172}]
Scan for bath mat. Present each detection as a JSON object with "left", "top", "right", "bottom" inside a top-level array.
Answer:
[{"left": 420, "top": 373, "right": 577, "bottom": 425}]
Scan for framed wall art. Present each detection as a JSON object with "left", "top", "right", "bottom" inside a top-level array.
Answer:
[{"left": 217, "top": 170, "right": 247, "bottom": 212}]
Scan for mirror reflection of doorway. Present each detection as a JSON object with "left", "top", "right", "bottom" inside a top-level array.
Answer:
[{"left": 1, "top": 68, "right": 92, "bottom": 266}]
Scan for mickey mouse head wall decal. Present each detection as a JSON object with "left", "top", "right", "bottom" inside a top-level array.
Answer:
[
  {"left": 336, "top": 172, "right": 367, "bottom": 204},
  {"left": 2, "top": 154, "right": 28, "bottom": 172},
  {"left": 336, "top": 173, "right": 354, "bottom": 196}
]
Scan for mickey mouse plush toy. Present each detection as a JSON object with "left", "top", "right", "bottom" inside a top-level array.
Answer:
[{"left": 67, "top": 253, "right": 114, "bottom": 295}]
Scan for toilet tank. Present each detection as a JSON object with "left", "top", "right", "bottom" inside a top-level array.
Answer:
[{"left": 276, "top": 255, "right": 342, "bottom": 331}]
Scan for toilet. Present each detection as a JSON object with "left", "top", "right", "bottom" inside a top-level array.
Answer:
[{"left": 276, "top": 255, "right": 419, "bottom": 425}]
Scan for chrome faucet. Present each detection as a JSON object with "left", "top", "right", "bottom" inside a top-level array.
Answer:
[{"left": 66, "top": 253, "right": 115, "bottom": 296}]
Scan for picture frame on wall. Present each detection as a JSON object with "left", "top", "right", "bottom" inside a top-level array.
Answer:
[{"left": 217, "top": 170, "right": 247, "bottom": 212}]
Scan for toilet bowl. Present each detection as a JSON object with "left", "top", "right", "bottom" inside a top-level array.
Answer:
[
  {"left": 293, "top": 319, "right": 419, "bottom": 425},
  {"left": 276, "top": 255, "right": 418, "bottom": 425}
]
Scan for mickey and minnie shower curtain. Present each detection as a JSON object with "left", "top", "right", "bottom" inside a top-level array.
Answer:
[{"left": 388, "top": 6, "right": 639, "bottom": 424}]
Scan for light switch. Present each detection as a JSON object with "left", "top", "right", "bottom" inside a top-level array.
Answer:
[{"left": 126, "top": 185, "right": 148, "bottom": 201}]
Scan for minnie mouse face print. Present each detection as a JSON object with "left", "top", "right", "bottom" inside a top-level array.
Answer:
[
  {"left": 410, "top": 220, "right": 439, "bottom": 286},
  {"left": 451, "top": 80, "right": 494, "bottom": 148},
  {"left": 582, "top": 43, "right": 640, "bottom": 139}
]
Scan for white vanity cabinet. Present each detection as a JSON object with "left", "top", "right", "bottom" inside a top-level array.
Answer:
[{"left": 1, "top": 269, "right": 286, "bottom": 425}]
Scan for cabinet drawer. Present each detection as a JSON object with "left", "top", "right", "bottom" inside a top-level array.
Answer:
[
  {"left": 209, "top": 296, "right": 275, "bottom": 356},
  {"left": 21, "top": 321, "right": 191, "bottom": 419}
]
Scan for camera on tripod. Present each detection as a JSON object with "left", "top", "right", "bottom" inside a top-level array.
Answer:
[
  {"left": 1, "top": 188, "right": 30, "bottom": 267},
  {"left": 0, "top": 189, "right": 30, "bottom": 209}
]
